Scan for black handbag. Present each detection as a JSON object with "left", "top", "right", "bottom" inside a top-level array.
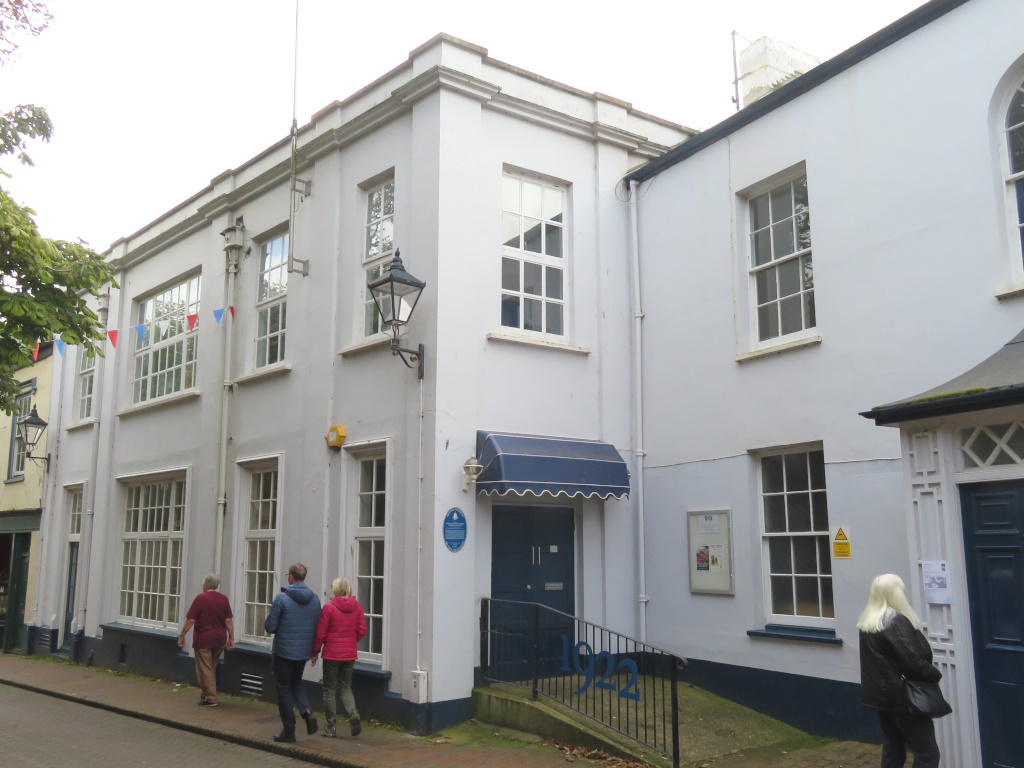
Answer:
[{"left": 904, "top": 678, "right": 952, "bottom": 718}]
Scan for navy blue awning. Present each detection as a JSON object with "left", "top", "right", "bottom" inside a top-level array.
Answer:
[{"left": 475, "top": 431, "right": 630, "bottom": 499}]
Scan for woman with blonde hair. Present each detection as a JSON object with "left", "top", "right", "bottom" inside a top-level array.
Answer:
[
  {"left": 311, "top": 577, "right": 367, "bottom": 737},
  {"left": 857, "top": 573, "right": 942, "bottom": 768}
]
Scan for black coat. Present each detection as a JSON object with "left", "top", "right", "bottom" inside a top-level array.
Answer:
[{"left": 859, "top": 612, "right": 941, "bottom": 711}]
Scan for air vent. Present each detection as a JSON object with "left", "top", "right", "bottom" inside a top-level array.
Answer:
[{"left": 240, "top": 672, "right": 263, "bottom": 696}]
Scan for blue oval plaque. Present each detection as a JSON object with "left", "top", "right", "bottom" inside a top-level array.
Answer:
[{"left": 443, "top": 507, "right": 467, "bottom": 553}]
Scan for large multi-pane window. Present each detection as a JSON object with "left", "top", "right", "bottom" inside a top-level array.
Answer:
[
  {"left": 78, "top": 349, "right": 95, "bottom": 420},
  {"left": 119, "top": 479, "right": 185, "bottom": 627},
  {"left": 8, "top": 391, "right": 31, "bottom": 478},
  {"left": 749, "top": 176, "right": 814, "bottom": 342},
  {"left": 133, "top": 275, "right": 201, "bottom": 404},
  {"left": 243, "top": 467, "right": 278, "bottom": 640},
  {"left": 355, "top": 456, "right": 386, "bottom": 659},
  {"left": 759, "top": 447, "right": 833, "bottom": 625},
  {"left": 257, "top": 234, "right": 288, "bottom": 368},
  {"left": 363, "top": 179, "right": 395, "bottom": 336},
  {"left": 1006, "top": 80, "right": 1024, "bottom": 262},
  {"left": 500, "top": 173, "right": 566, "bottom": 336}
]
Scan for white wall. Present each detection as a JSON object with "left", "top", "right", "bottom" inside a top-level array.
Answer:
[{"left": 635, "top": 0, "right": 1024, "bottom": 686}]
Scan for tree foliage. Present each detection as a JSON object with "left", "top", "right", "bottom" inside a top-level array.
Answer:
[
  {"left": 1, "top": 3, "right": 117, "bottom": 414},
  {"left": 0, "top": 0, "right": 51, "bottom": 62}
]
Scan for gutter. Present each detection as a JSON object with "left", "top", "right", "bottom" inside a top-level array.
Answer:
[{"left": 862, "top": 385, "right": 1024, "bottom": 426}]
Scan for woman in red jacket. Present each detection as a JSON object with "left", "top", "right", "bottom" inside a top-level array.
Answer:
[{"left": 311, "top": 577, "right": 367, "bottom": 737}]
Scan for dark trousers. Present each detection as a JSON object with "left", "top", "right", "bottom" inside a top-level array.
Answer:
[
  {"left": 272, "top": 655, "right": 312, "bottom": 733},
  {"left": 878, "top": 710, "right": 940, "bottom": 768}
]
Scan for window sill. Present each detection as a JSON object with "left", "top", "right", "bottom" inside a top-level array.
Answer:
[
  {"left": 747, "top": 624, "right": 842, "bottom": 645},
  {"left": 66, "top": 419, "right": 98, "bottom": 433},
  {"left": 995, "top": 283, "right": 1024, "bottom": 301},
  {"left": 117, "top": 389, "right": 201, "bottom": 418},
  {"left": 338, "top": 335, "right": 392, "bottom": 357},
  {"left": 486, "top": 331, "right": 590, "bottom": 355},
  {"left": 233, "top": 640, "right": 272, "bottom": 656},
  {"left": 235, "top": 363, "right": 292, "bottom": 385},
  {"left": 4, "top": 475, "right": 24, "bottom": 485},
  {"left": 735, "top": 334, "right": 822, "bottom": 363},
  {"left": 354, "top": 661, "right": 392, "bottom": 679},
  {"left": 100, "top": 622, "right": 177, "bottom": 640}
]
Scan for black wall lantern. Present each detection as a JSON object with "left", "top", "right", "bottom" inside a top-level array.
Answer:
[
  {"left": 17, "top": 404, "right": 50, "bottom": 471},
  {"left": 367, "top": 248, "right": 426, "bottom": 379}
]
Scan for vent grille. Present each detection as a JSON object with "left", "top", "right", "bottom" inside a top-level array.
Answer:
[
  {"left": 240, "top": 672, "right": 263, "bottom": 696},
  {"left": 36, "top": 630, "right": 53, "bottom": 651}
]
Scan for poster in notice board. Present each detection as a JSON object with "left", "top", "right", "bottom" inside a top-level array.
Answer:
[{"left": 687, "top": 510, "right": 734, "bottom": 595}]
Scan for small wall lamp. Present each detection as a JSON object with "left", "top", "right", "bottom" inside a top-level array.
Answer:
[
  {"left": 17, "top": 404, "right": 50, "bottom": 471},
  {"left": 462, "top": 456, "right": 483, "bottom": 491}
]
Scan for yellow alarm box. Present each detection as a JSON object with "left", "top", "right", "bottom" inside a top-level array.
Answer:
[{"left": 326, "top": 425, "right": 346, "bottom": 450}]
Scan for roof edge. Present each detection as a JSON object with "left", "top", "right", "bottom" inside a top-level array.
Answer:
[
  {"left": 625, "top": 0, "right": 972, "bottom": 184},
  {"left": 861, "top": 384, "right": 1024, "bottom": 426}
]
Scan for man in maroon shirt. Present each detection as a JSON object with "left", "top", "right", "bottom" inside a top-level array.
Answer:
[{"left": 178, "top": 574, "right": 234, "bottom": 706}]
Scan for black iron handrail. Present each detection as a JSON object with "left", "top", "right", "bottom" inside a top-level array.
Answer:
[{"left": 480, "top": 597, "right": 686, "bottom": 768}]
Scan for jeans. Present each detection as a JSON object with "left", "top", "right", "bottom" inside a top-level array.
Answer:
[
  {"left": 272, "top": 655, "right": 312, "bottom": 733},
  {"left": 878, "top": 710, "right": 940, "bottom": 768},
  {"left": 322, "top": 659, "right": 357, "bottom": 726},
  {"left": 193, "top": 646, "right": 224, "bottom": 703}
]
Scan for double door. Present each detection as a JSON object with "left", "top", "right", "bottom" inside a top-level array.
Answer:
[{"left": 489, "top": 506, "right": 575, "bottom": 680}]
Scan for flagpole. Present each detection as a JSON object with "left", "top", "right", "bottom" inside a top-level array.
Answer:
[{"left": 287, "top": 0, "right": 309, "bottom": 275}]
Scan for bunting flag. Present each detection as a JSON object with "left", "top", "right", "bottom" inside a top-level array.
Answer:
[
  {"left": 133, "top": 324, "right": 146, "bottom": 343},
  {"left": 108, "top": 330, "right": 119, "bottom": 348},
  {"left": 32, "top": 341, "right": 40, "bottom": 361},
  {"left": 157, "top": 319, "right": 170, "bottom": 337},
  {"left": 187, "top": 313, "right": 199, "bottom": 331},
  {"left": 55, "top": 339, "right": 66, "bottom": 356},
  {"left": 213, "top": 308, "right": 225, "bottom": 325},
  {"left": 228, "top": 306, "right": 235, "bottom": 319}
]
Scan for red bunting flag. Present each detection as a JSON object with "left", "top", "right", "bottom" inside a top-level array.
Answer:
[
  {"left": 228, "top": 306, "right": 235, "bottom": 319},
  {"left": 32, "top": 341, "right": 40, "bottom": 361},
  {"left": 187, "top": 313, "right": 198, "bottom": 331},
  {"left": 108, "top": 330, "right": 119, "bottom": 348}
]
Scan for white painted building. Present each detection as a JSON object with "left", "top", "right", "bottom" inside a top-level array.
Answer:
[
  {"left": 626, "top": 0, "right": 1024, "bottom": 765},
  {"left": 28, "top": 34, "right": 689, "bottom": 731}
]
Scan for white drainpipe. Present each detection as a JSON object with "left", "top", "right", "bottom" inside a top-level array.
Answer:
[
  {"left": 76, "top": 289, "right": 110, "bottom": 633},
  {"left": 628, "top": 180, "right": 649, "bottom": 642},
  {"left": 214, "top": 221, "right": 243, "bottom": 576}
]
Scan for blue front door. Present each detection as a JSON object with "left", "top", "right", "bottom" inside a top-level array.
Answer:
[
  {"left": 490, "top": 506, "right": 575, "bottom": 680},
  {"left": 960, "top": 481, "right": 1024, "bottom": 768}
]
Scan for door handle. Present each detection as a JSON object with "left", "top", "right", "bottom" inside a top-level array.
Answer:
[
  {"left": 537, "top": 547, "right": 541, "bottom": 566},
  {"left": 531, "top": 546, "right": 535, "bottom": 565}
]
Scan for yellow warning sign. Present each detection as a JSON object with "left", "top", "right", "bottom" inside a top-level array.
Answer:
[{"left": 831, "top": 526, "right": 851, "bottom": 559}]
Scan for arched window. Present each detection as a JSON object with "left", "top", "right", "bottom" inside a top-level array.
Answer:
[{"left": 1008, "top": 81, "right": 1024, "bottom": 260}]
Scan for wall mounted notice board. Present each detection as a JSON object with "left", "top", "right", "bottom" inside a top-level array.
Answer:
[{"left": 687, "top": 510, "right": 734, "bottom": 595}]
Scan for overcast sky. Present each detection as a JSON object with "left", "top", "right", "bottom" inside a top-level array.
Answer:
[{"left": 3, "top": 0, "right": 927, "bottom": 251}]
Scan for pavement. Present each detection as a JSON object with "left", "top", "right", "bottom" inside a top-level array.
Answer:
[{"left": 0, "top": 654, "right": 887, "bottom": 767}]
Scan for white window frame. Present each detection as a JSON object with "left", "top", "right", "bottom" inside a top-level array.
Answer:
[
  {"left": 238, "top": 459, "right": 281, "bottom": 643},
  {"left": 744, "top": 172, "right": 815, "bottom": 349},
  {"left": 256, "top": 233, "right": 288, "bottom": 368},
  {"left": 117, "top": 475, "right": 187, "bottom": 629},
  {"left": 500, "top": 171, "right": 567, "bottom": 337},
  {"left": 68, "top": 487, "right": 83, "bottom": 537},
  {"left": 8, "top": 387, "right": 31, "bottom": 479},
  {"left": 756, "top": 445, "right": 833, "bottom": 629},
  {"left": 343, "top": 442, "right": 389, "bottom": 665},
  {"left": 362, "top": 177, "right": 395, "bottom": 338},
  {"left": 77, "top": 349, "right": 95, "bottom": 420},
  {"left": 1005, "top": 79, "right": 1024, "bottom": 275},
  {"left": 132, "top": 275, "right": 201, "bottom": 404}
]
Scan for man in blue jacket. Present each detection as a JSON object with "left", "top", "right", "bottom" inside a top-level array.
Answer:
[{"left": 265, "top": 562, "right": 322, "bottom": 743}]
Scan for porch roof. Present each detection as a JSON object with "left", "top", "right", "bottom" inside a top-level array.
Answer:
[
  {"left": 475, "top": 431, "right": 630, "bottom": 499},
  {"left": 862, "top": 327, "right": 1024, "bottom": 426}
]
